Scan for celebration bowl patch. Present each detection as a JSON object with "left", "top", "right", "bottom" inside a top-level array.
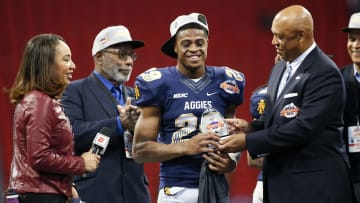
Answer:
[
  {"left": 220, "top": 80, "right": 240, "bottom": 94},
  {"left": 206, "top": 120, "right": 225, "bottom": 133},
  {"left": 280, "top": 102, "right": 299, "bottom": 118}
]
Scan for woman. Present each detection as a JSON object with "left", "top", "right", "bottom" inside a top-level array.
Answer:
[{"left": 7, "top": 34, "right": 100, "bottom": 203}]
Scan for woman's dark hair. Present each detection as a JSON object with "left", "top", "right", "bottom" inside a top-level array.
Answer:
[{"left": 10, "top": 34, "right": 67, "bottom": 104}]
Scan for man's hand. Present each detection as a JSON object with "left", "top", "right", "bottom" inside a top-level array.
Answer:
[
  {"left": 117, "top": 98, "right": 141, "bottom": 131},
  {"left": 216, "top": 133, "right": 247, "bottom": 153},
  {"left": 225, "top": 118, "right": 249, "bottom": 134}
]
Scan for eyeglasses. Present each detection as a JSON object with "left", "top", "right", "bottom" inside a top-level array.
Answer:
[{"left": 102, "top": 49, "right": 137, "bottom": 61}]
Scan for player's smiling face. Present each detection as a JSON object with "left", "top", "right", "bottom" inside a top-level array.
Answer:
[{"left": 175, "top": 28, "right": 208, "bottom": 76}]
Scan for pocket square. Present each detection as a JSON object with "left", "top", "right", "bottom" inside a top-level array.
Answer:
[{"left": 283, "top": 92, "right": 298, "bottom": 98}]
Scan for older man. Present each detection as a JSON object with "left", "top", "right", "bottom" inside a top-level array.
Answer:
[
  {"left": 218, "top": 5, "right": 355, "bottom": 203},
  {"left": 61, "top": 25, "right": 150, "bottom": 203}
]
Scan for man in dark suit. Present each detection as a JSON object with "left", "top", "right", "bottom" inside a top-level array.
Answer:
[
  {"left": 218, "top": 5, "right": 355, "bottom": 203},
  {"left": 61, "top": 25, "right": 150, "bottom": 203},
  {"left": 341, "top": 12, "right": 360, "bottom": 202}
]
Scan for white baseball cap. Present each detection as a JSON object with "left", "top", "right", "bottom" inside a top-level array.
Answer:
[
  {"left": 92, "top": 25, "right": 144, "bottom": 56},
  {"left": 161, "top": 12, "right": 209, "bottom": 58},
  {"left": 342, "top": 12, "right": 360, "bottom": 32}
]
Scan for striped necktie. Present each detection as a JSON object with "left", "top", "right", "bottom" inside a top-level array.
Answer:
[{"left": 277, "top": 63, "right": 292, "bottom": 98}]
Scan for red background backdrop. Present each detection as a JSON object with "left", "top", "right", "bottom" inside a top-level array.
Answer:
[{"left": 0, "top": 0, "right": 356, "bottom": 202}]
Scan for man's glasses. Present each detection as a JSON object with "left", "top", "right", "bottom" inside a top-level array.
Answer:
[{"left": 102, "top": 49, "right": 137, "bottom": 61}]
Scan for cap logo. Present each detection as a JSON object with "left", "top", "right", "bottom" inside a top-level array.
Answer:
[
  {"left": 91, "top": 25, "right": 144, "bottom": 56},
  {"left": 99, "top": 37, "right": 109, "bottom": 45},
  {"left": 198, "top": 14, "right": 208, "bottom": 26}
]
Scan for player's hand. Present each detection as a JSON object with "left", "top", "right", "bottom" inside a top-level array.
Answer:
[
  {"left": 203, "top": 151, "right": 235, "bottom": 174},
  {"left": 183, "top": 132, "right": 220, "bottom": 156}
]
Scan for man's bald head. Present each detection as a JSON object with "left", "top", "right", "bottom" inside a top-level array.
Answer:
[
  {"left": 271, "top": 5, "right": 315, "bottom": 62},
  {"left": 274, "top": 5, "right": 314, "bottom": 34}
]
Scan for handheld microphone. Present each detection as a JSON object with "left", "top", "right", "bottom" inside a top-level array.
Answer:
[
  {"left": 90, "top": 127, "right": 111, "bottom": 155},
  {"left": 81, "top": 127, "right": 111, "bottom": 178}
]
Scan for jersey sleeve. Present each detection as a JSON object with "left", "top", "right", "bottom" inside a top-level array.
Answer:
[
  {"left": 216, "top": 66, "right": 245, "bottom": 105},
  {"left": 134, "top": 67, "right": 166, "bottom": 107}
]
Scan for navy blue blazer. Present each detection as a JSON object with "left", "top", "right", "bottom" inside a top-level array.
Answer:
[
  {"left": 246, "top": 47, "right": 354, "bottom": 203},
  {"left": 61, "top": 73, "right": 150, "bottom": 203}
]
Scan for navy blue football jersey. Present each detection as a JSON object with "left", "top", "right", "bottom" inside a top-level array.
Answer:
[{"left": 134, "top": 66, "right": 245, "bottom": 188}]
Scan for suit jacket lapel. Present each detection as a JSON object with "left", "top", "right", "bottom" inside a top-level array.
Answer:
[
  {"left": 87, "top": 73, "right": 118, "bottom": 117},
  {"left": 265, "top": 61, "right": 286, "bottom": 126},
  {"left": 268, "top": 61, "right": 286, "bottom": 103}
]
